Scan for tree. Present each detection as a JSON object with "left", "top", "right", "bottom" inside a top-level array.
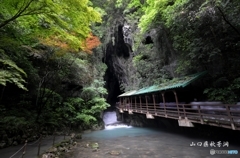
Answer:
[
  {"left": 133, "top": 0, "right": 240, "bottom": 102},
  {"left": 0, "top": 50, "right": 27, "bottom": 90},
  {"left": 0, "top": 0, "right": 102, "bottom": 51},
  {"left": 82, "top": 33, "right": 101, "bottom": 54}
]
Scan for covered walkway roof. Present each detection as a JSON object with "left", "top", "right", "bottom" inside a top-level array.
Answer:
[{"left": 118, "top": 71, "right": 207, "bottom": 97}]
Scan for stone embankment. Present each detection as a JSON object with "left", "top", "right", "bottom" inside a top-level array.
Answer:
[{"left": 41, "top": 133, "right": 82, "bottom": 158}]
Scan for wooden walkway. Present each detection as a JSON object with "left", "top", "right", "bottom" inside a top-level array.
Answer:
[{"left": 117, "top": 103, "right": 240, "bottom": 131}]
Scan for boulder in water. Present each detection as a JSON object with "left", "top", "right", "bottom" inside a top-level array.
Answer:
[{"left": 109, "top": 150, "right": 121, "bottom": 155}]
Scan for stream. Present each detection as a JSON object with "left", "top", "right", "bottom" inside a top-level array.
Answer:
[
  {"left": 68, "top": 111, "right": 240, "bottom": 158},
  {"left": 83, "top": 111, "right": 160, "bottom": 139}
]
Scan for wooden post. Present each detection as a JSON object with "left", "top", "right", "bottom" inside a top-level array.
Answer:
[
  {"left": 134, "top": 96, "right": 137, "bottom": 111},
  {"left": 139, "top": 96, "right": 142, "bottom": 112},
  {"left": 152, "top": 94, "right": 156, "bottom": 114},
  {"left": 161, "top": 93, "right": 167, "bottom": 117},
  {"left": 173, "top": 90, "right": 181, "bottom": 119},
  {"left": 127, "top": 97, "right": 131, "bottom": 111},
  {"left": 121, "top": 97, "right": 123, "bottom": 108},
  {"left": 22, "top": 140, "right": 27, "bottom": 158},
  {"left": 125, "top": 97, "right": 128, "bottom": 111},
  {"left": 226, "top": 105, "right": 235, "bottom": 130},
  {"left": 130, "top": 97, "right": 132, "bottom": 110},
  {"left": 197, "top": 105, "right": 203, "bottom": 124},
  {"left": 173, "top": 90, "right": 179, "bottom": 104},
  {"left": 119, "top": 97, "right": 121, "bottom": 108},
  {"left": 37, "top": 135, "right": 42, "bottom": 156},
  {"left": 120, "top": 97, "right": 123, "bottom": 109},
  {"left": 53, "top": 131, "right": 56, "bottom": 146},
  {"left": 145, "top": 95, "right": 148, "bottom": 113},
  {"left": 125, "top": 98, "right": 127, "bottom": 109}
]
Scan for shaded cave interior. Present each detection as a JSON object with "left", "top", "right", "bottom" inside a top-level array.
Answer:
[{"left": 103, "top": 24, "right": 130, "bottom": 111}]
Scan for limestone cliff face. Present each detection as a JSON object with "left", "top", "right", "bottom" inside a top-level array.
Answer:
[
  {"left": 103, "top": 22, "right": 133, "bottom": 106},
  {"left": 103, "top": 21, "right": 180, "bottom": 107},
  {"left": 102, "top": 11, "right": 181, "bottom": 107}
]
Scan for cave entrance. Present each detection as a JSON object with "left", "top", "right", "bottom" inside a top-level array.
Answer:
[
  {"left": 104, "top": 68, "right": 123, "bottom": 111},
  {"left": 103, "top": 24, "right": 131, "bottom": 111}
]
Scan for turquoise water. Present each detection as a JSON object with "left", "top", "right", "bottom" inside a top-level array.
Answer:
[
  {"left": 81, "top": 112, "right": 240, "bottom": 158},
  {"left": 83, "top": 111, "right": 162, "bottom": 139},
  {"left": 83, "top": 126, "right": 161, "bottom": 140}
]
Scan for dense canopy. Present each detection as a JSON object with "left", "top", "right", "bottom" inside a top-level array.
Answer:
[{"left": 0, "top": 0, "right": 240, "bottom": 148}]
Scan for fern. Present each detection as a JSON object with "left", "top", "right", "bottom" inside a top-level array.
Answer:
[{"left": 0, "top": 51, "right": 27, "bottom": 90}]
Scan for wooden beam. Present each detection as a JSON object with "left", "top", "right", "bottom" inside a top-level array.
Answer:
[
  {"left": 173, "top": 90, "right": 179, "bottom": 104},
  {"left": 152, "top": 94, "right": 156, "bottom": 114},
  {"left": 130, "top": 97, "right": 132, "bottom": 110},
  {"left": 119, "top": 97, "right": 121, "bottom": 107},
  {"left": 124, "top": 97, "right": 127, "bottom": 110},
  {"left": 139, "top": 96, "right": 142, "bottom": 112},
  {"left": 134, "top": 96, "right": 137, "bottom": 111},
  {"left": 173, "top": 90, "right": 181, "bottom": 119},
  {"left": 120, "top": 97, "right": 123, "bottom": 109},
  {"left": 161, "top": 92, "right": 167, "bottom": 117},
  {"left": 226, "top": 105, "right": 236, "bottom": 130},
  {"left": 145, "top": 95, "right": 148, "bottom": 112}
]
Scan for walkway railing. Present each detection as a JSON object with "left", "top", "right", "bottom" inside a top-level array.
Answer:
[
  {"left": 2, "top": 131, "right": 70, "bottom": 158},
  {"left": 117, "top": 103, "right": 240, "bottom": 130}
]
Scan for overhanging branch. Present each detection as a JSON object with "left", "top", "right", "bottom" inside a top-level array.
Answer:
[{"left": 217, "top": 6, "right": 240, "bottom": 37}]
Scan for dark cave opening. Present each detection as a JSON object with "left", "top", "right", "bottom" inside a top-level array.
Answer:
[
  {"left": 104, "top": 68, "right": 123, "bottom": 111},
  {"left": 103, "top": 24, "right": 131, "bottom": 111},
  {"left": 143, "top": 36, "right": 153, "bottom": 44}
]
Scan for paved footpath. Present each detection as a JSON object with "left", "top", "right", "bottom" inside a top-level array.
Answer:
[{"left": 0, "top": 135, "right": 70, "bottom": 158}]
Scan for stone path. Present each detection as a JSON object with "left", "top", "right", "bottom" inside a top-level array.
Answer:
[
  {"left": 64, "top": 130, "right": 240, "bottom": 158},
  {"left": 0, "top": 135, "right": 70, "bottom": 158}
]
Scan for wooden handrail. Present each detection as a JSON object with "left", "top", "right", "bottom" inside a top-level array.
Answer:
[{"left": 116, "top": 102, "right": 240, "bottom": 130}]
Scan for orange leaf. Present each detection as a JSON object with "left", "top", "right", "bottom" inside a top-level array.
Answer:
[{"left": 82, "top": 33, "right": 101, "bottom": 54}]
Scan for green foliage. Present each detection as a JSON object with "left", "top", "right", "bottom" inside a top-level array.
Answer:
[
  {"left": 0, "top": 0, "right": 102, "bottom": 51},
  {"left": 61, "top": 94, "right": 109, "bottom": 127},
  {"left": 128, "top": 42, "right": 171, "bottom": 89},
  {"left": 204, "top": 78, "right": 240, "bottom": 103},
  {"left": 39, "top": 88, "right": 63, "bottom": 105},
  {"left": 35, "top": 83, "right": 106, "bottom": 128},
  {"left": 160, "top": 0, "right": 240, "bottom": 74},
  {"left": 139, "top": 0, "right": 171, "bottom": 32},
  {"left": 84, "top": 97, "right": 110, "bottom": 114},
  {"left": 116, "top": 0, "right": 124, "bottom": 8},
  {"left": 0, "top": 0, "right": 110, "bottom": 139},
  {"left": 2, "top": 0, "right": 239, "bottom": 140},
  {"left": 61, "top": 97, "right": 84, "bottom": 123},
  {"left": 0, "top": 102, "right": 36, "bottom": 133},
  {"left": 133, "top": 54, "right": 144, "bottom": 64},
  {"left": 127, "top": 0, "right": 143, "bottom": 8},
  {"left": 0, "top": 50, "right": 27, "bottom": 90},
  {"left": 133, "top": 0, "right": 240, "bottom": 92},
  {"left": 81, "top": 79, "right": 107, "bottom": 97},
  {"left": 0, "top": 116, "right": 33, "bottom": 131},
  {"left": 75, "top": 113, "right": 97, "bottom": 125},
  {"left": 77, "top": 79, "right": 110, "bottom": 125},
  {"left": 62, "top": 53, "right": 93, "bottom": 85}
]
